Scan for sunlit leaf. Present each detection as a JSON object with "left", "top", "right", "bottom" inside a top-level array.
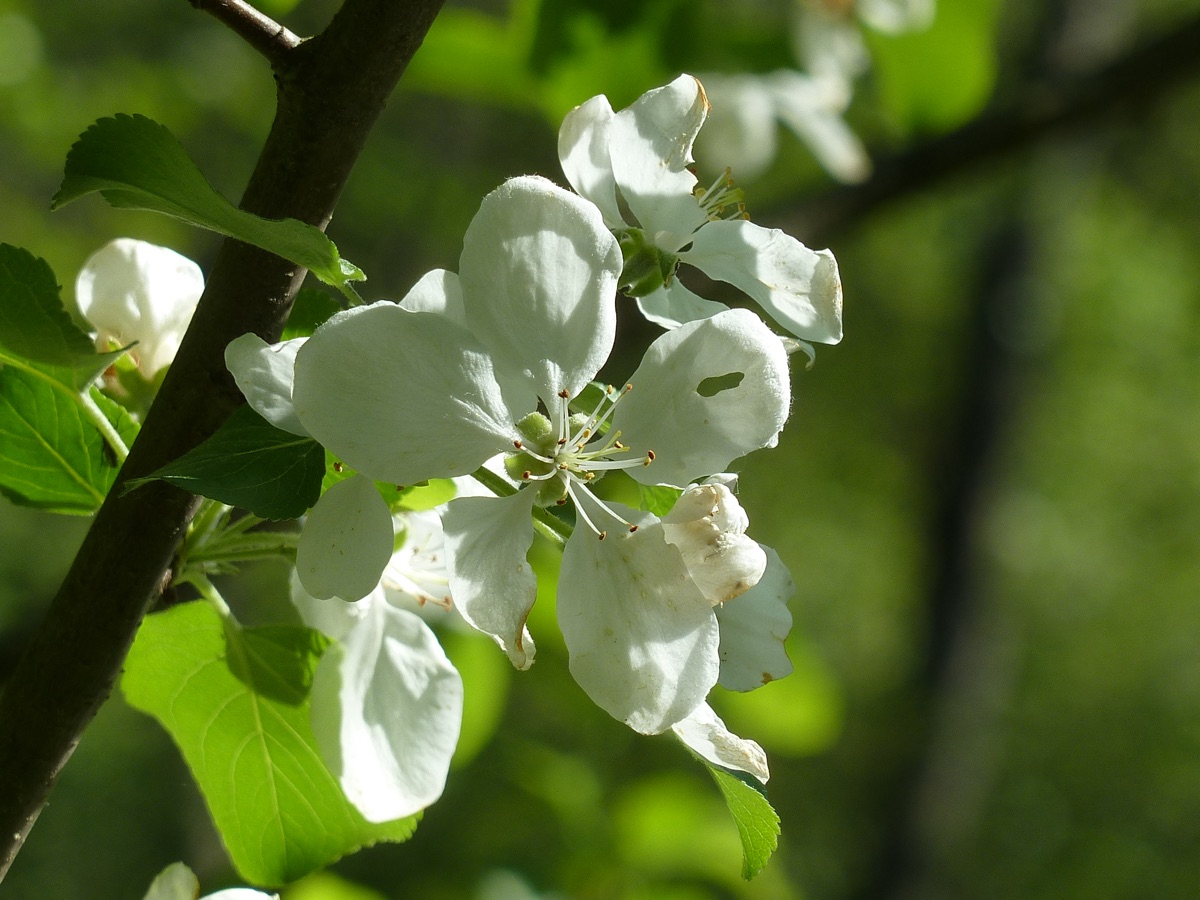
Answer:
[
  {"left": 0, "top": 369, "right": 129, "bottom": 514},
  {"left": 705, "top": 761, "right": 780, "bottom": 879},
  {"left": 52, "top": 115, "right": 365, "bottom": 297},
  {"left": 132, "top": 405, "right": 324, "bottom": 520},
  {"left": 123, "top": 601, "right": 419, "bottom": 887}
]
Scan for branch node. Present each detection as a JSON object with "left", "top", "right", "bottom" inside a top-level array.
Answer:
[{"left": 188, "top": 0, "right": 302, "bottom": 66}]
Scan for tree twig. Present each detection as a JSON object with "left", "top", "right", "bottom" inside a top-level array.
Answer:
[
  {"left": 0, "top": 0, "right": 446, "bottom": 879},
  {"left": 188, "top": 0, "right": 302, "bottom": 66},
  {"left": 778, "top": 14, "right": 1200, "bottom": 247}
]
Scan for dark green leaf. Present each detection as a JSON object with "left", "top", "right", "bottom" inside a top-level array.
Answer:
[
  {"left": 123, "top": 601, "right": 419, "bottom": 886},
  {"left": 52, "top": 115, "right": 365, "bottom": 297},
  {"left": 281, "top": 286, "right": 344, "bottom": 340},
  {"left": 0, "top": 368, "right": 123, "bottom": 514},
  {"left": 705, "top": 762, "right": 780, "bottom": 879},
  {"left": 0, "top": 244, "right": 126, "bottom": 384},
  {"left": 133, "top": 405, "right": 324, "bottom": 520}
]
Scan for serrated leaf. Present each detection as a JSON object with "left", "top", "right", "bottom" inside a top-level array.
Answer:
[
  {"left": 0, "top": 368, "right": 125, "bottom": 514},
  {"left": 0, "top": 244, "right": 126, "bottom": 385},
  {"left": 133, "top": 405, "right": 324, "bottom": 520},
  {"left": 123, "top": 601, "right": 419, "bottom": 887},
  {"left": 52, "top": 115, "right": 365, "bottom": 297},
  {"left": 705, "top": 761, "right": 780, "bottom": 879},
  {"left": 226, "top": 622, "right": 329, "bottom": 705}
]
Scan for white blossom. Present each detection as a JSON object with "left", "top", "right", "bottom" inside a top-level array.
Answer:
[{"left": 75, "top": 237, "right": 204, "bottom": 377}]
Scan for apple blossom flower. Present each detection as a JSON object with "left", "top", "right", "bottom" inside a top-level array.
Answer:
[
  {"left": 558, "top": 74, "right": 843, "bottom": 355},
  {"left": 75, "top": 237, "right": 204, "bottom": 377},
  {"left": 230, "top": 175, "right": 793, "bottom": 735}
]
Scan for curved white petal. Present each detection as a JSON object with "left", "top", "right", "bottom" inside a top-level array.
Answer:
[
  {"left": 858, "top": 0, "right": 936, "bottom": 34},
  {"left": 292, "top": 302, "right": 523, "bottom": 484},
  {"left": 289, "top": 569, "right": 372, "bottom": 641},
  {"left": 224, "top": 333, "right": 309, "bottom": 436},
  {"left": 459, "top": 176, "right": 622, "bottom": 402},
  {"left": 558, "top": 94, "right": 626, "bottom": 229},
  {"left": 441, "top": 490, "right": 538, "bottom": 670},
  {"left": 634, "top": 280, "right": 729, "bottom": 330},
  {"left": 557, "top": 510, "right": 719, "bottom": 734},
  {"left": 141, "top": 862, "right": 200, "bottom": 900},
  {"left": 310, "top": 594, "right": 463, "bottom": 822},
  {"left": 613, "top": 309, "right": 791, "bottom": 487},
  {"left": 715, "top": 544, "right": 795, "bottom": 691},
  {"left": 681, "top": 219, "right": 843, "bottom": 344},
  {"left": 609, "top": 74, "right": 710, "bottom": 243},
  {"left": 75, "top": 237, "right": 204, "bottom": 377},
  {"left": 296, "top": 475, "right": 394, "bottom": 602},
  {"left": 398, "top": 268, "right": 466, "bottom": 327},
  {"left": 671, "top": 701, "right": 770, "bottom": 784},
  {"left": 662, "top": 483, "right": 767, "bottom": 605},
  {"left": 205, "top": 890, "right": 279, "bottom": 900}
]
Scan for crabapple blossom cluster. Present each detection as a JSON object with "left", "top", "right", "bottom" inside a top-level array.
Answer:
[{"left": 224, "top": 74, "right": 843, "bottom": 821}]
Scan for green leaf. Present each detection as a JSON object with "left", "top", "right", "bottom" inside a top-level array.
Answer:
[
  {"left": 0, "top": 368, "right": 124, "bottom": 514},
  {"left": 704, "top": 762, "right": 780, "bottom": 879},
  {"left": 226, "top": 623, "right": 329, "bottom": 705},
  {"left": 123, "top": 601, "right": 419, "bottom": 887},
  {"left": 637, "top": 482, "right": 683, "bottom": 516},
  {"left": 133, "top": 405, "right": 324, "bottom": 520},
  {"left": 281, "top": 285, "right": 343, "bottom": 340},
  {"left": 0, "top": 244, "right": 125, "bottom": 386},
  {"left": 321, "top": 451, "right": 456, "bottom": 512},
  {"left": 52, "top": 115, "right": 365, "bottom": 298}
]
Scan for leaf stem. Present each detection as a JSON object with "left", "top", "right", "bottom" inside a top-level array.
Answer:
[{"left": 78, "top": 389, "right": 130, "bottom": 463}]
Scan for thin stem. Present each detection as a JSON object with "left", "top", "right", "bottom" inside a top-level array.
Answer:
[
  {"left": 187, "top": 0, "right": 302, "bottom": 66},
  {"left": 78, "top": 390, "right": 129, "bottom": 463}
]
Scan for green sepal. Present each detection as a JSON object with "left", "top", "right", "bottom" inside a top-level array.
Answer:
[{"left": 617, "top": 227, "right": 678, "bottom": 297}]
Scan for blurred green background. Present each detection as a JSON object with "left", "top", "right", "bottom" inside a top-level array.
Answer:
[{"left": 3, "top": 0, "right": 1200, "bottom": 897}]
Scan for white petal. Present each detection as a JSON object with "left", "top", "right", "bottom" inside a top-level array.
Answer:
[
  {"left": 204, "top": 891, "right": 278, "bottom": 900},
  {"left": 662, "top": 483, "right": 767, "bottom": 605},
  {"left": 141, "top": 862, "right": 199, "bottom": 900},
  {"left": 296, "top": 475, "right": 394, "bottom": 602},
  {"left": 310, "top": 594, "right": 463, "bottom": 822},
  {"left": 292, "top": 302, "right": 524, "bottom": 484},
  {"left": 613, "top": 309, "right": 791, "bottom": 487},
  {"left": 610, "top": 75, "right": 710, "bottom": 242},
  {"left": 557, "top": 512, "right": 719, "bottom": 734},
  {"left": 75, "top": 237, "right": 204, "bottom": 377},
  {"left": 715, "top": 544, "right": 795, "bottom": 691},
  {"left": 558, "top": 94, "right": 626, "bottom": 229},
  {"left": 289, "top": 568, "right": 371, "bottom": 641},
  {"left": 441, "top": 491, "right": 538, "bottom": 670},
  {"left": 634, "top": 280, "right": 729, "bottom": 330},
  {"left": 858, "top": 0, "right": 936, "bottom": 33},
  {"left": 398, "top": 268, "right": 466, "bottom": 327},
  {"left": 224, "top": 333, "right": 309, "bottom": 436},
  {"left": 681, "top": 219, "right": 843, "bottom": 344},
  {"left": 671, "top": 701, "right": 770, "bottom": 784},
  {"left": 459, "top": 175, "right": 622, "bottom": 402}
]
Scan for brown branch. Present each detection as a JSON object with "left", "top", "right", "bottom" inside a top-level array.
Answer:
[
  {"left": 188, "top": 0, "right": 302, "bottom": 65},
  {"left": 0, "top": 0, "right": 446, "bottom": 880},
  {"left": 777, "top": 14, "right": 1200, "bottom": 247}
]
